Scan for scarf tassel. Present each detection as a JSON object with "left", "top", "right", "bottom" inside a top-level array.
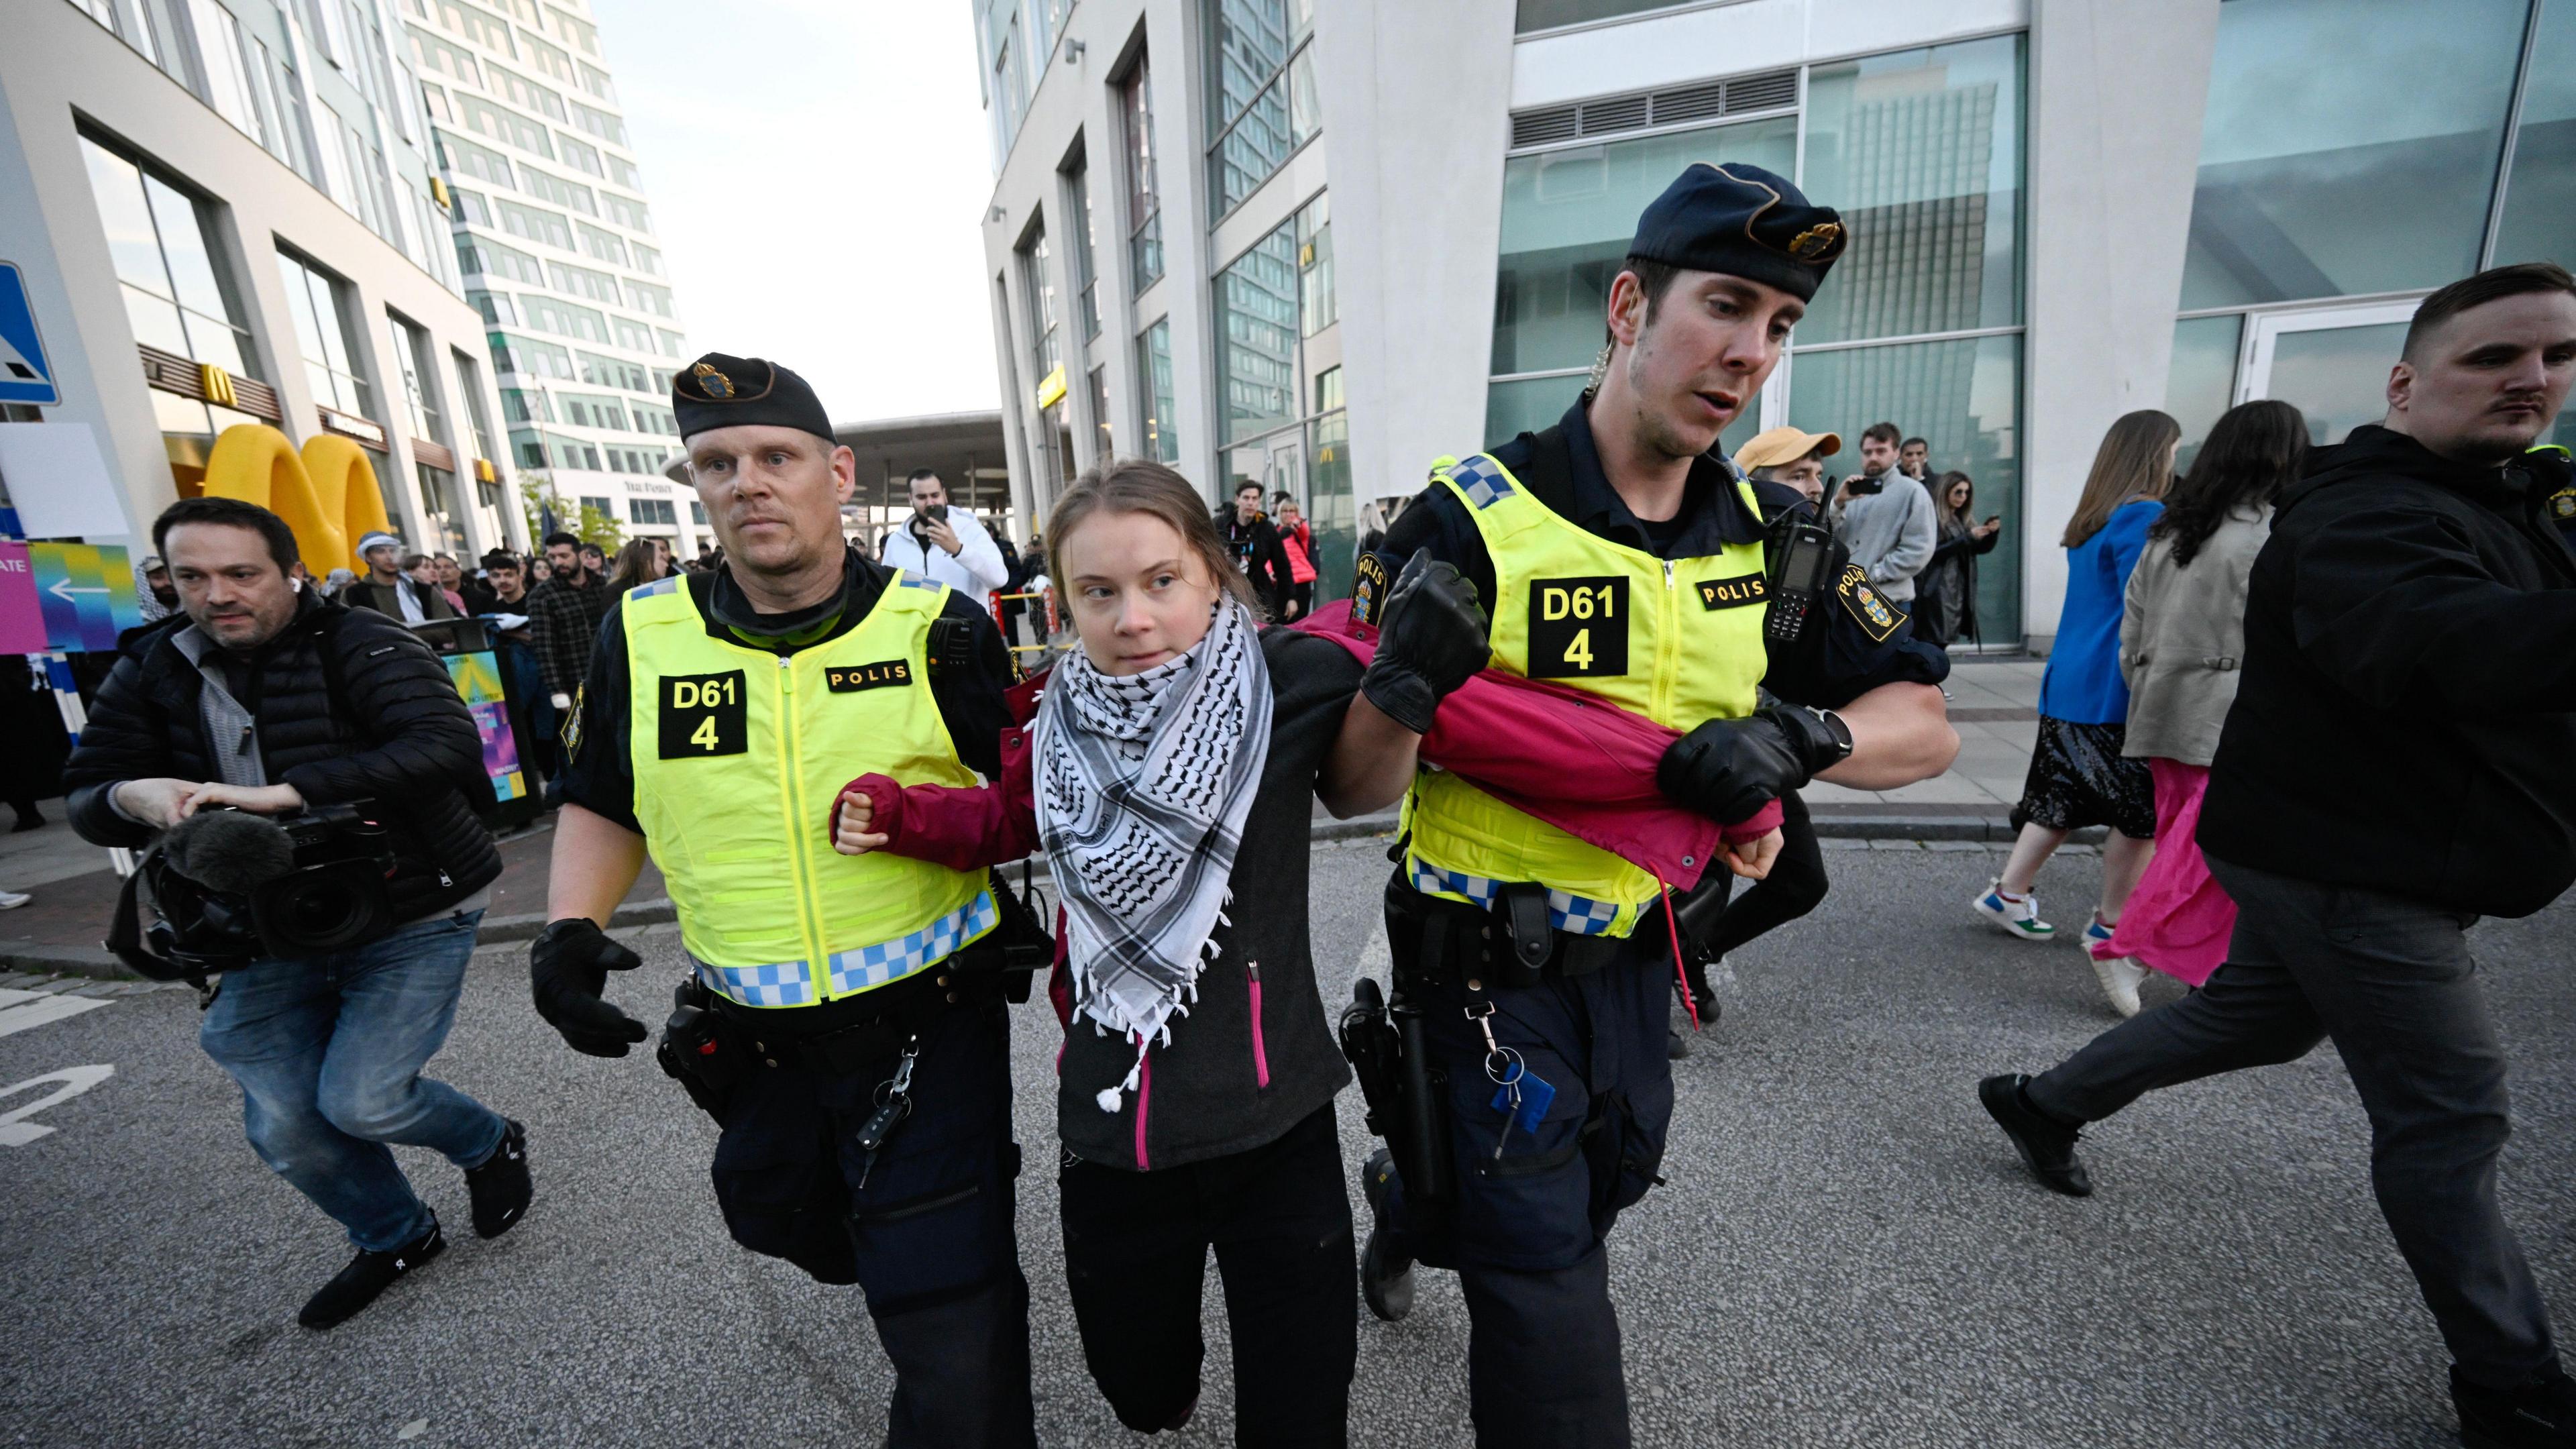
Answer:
[{"left": 1096, "top": 1036, "right": 1150, "bottom": 1114}]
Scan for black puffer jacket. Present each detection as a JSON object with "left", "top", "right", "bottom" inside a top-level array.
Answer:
[
  {"left": 66, "top": 592, "right": 502, "bottom": 922},
  {"left": 2200, "top": 427, "right": 2576, "bottom": 917}
]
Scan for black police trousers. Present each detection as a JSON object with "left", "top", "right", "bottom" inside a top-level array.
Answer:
[
  {"left": 1059, "top": 1102, "right": 1358, "bottom": 1446},
  {"left": 2028, "top": 855, "right": 2559, "bottom": 1389},
  {"left": 708, "top": 997, "right": 1034, "bottom": 1449},
  {"left": 1376, "top": 883, "right": 1676, "bottom": 1449}
]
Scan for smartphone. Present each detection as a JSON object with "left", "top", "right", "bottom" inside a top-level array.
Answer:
[{"left": 1843, "top": 474, "right": 1883, "bottom": 496}]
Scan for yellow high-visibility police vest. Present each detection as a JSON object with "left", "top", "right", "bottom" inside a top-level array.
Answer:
[
  {"left": 1403, "top": 451, "right": 1770, "bottom": 938},
  {"left": 623, "top": 571, "right": 996, "bottom": 1008}
]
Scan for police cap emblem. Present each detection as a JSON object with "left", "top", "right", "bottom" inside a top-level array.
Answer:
[{"left": 693, "top": 362, "right": 735, "bottom": 400}]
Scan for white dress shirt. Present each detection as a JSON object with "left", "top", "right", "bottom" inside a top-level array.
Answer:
[{"left": 878, "top": 508, "right": 1010, "bottom": 596}]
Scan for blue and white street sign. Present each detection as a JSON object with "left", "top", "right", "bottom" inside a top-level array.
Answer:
[{"left": 0, "top": 263, "right": 60, "bottom": 406}]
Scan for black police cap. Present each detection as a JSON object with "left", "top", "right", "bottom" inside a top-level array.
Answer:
[
  {"left": 672, "top": 353, "right": 836, "bottom": 445},
  {"left": 1627, "top": 162, "right": 1846, "bottom": 302}
]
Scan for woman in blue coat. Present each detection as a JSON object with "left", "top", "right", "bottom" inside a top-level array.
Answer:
[{"left": 1972, "top": 411, "right": 2178, "bottom": 1008}]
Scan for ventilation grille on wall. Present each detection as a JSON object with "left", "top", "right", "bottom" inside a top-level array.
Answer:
[{"left": 1509, "top": 67, "right": 1799, "bottom": 148}]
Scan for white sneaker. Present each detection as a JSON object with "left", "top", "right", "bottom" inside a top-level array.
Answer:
[
  {"left": 2089, "top": 951, "right": 2146, "bottom": 1019},
  {"left": 1971, "top": 879, "right": 2055, "bottom": 941},
  {"left": 0, "top": 890, "right": 31, "bottom": 910}
]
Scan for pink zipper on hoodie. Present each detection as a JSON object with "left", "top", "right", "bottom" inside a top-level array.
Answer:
[
  {"left": 1132, "top": 1044, "right": 1152, "bottom": 1170},
  {"left": 1246, "top": 960, "right": 1271, "bottom": 1089}
]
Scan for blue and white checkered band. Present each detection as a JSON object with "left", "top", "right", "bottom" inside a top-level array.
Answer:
[
  {"left": 631, "top": 574, "right": 683, "bottom": 599},
  {"left": 1449, "top": 454, "right": 1515, "bottom": 511},
  {"left": 692, "top": 890, "right": 998, "bottom": 1008},
  {"left": 1409, "top": 857, "right": 1621, "bottom": 935},
  {"left": 695, "top": 957, "right": 818, "bottom": 1009},
  {"left": 896, "top": 572, "right": 943, "bottom": 592},
  {"left": 824, "top": 890, "right": 998, "bottom": 996}
]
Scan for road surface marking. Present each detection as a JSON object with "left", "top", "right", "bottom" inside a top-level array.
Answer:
[
  {"left": 0, "top": 1065, "right": 114, "bottom": 1146},
  {"left": 0, "top": 987, "right": 113, "bottom": 1038}
]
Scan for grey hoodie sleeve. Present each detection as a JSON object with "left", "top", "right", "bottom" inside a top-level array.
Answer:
[{"left": 1873, "top": 482, "right": 1937, "bottom": 586}]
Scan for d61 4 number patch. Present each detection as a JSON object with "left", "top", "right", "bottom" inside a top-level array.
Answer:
[
  {"left": 658, "top": 670, "right": 747, "bottom": 758},
  {"left": 1527, "top": 576, "right": 1628, "bottom": 678}
]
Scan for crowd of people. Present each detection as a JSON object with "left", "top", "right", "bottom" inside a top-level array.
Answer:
[{"left": 49, "top": 144, "right": 2576, "bottom": 1449}]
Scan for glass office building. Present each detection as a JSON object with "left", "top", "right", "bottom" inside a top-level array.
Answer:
[
  {"left": 407, "top": 0, "right": 700, "bottom": 551},
  {"left": 971, "top": 0, "right": 2573, "bottom": 647}
]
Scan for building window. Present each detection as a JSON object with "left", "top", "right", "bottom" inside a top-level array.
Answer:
[
  {"left": 2492, "top": 0, "right": 2576, "bottom": 273},
  {"left": 627, "top": 497, "right": 677, "bottom": 527},
  {"left": 690, "top": 500, "right": 707, "bottom": 527},
  {"left": 1137, "top": 318, "right": 1178, "bottom": 464},
  {"left": 1065, "top": 155, "right": 1102, "bottom": 342},
  {"left": 79, "top": 136, "right": 258, "bottom": 382},
  {"left": 454, "top": 350, "right": 499, "bottom": 463},
  {"left": 982, "top": 1, "right": 1032, "bottom": 165},
  {"left": 386, "top": 313, "right": 444, "bottom": 443},
  {"left": 1018, "top": 221, "right": 1075, "bottom": 488},
  {"left": 1205, "top": 0, "right": 1317, "bottom": 219},
  {"left": 1215, "top": 190, "right": 1353, "bottom": 594},
  {"left": 277, "top": 250, "right": 375, "bottom": 417},
  {"left": 1121, "top": 54, "right": 1165, "bottom": 290},
  {"left": 418, "top": 465, "right": 466, "bottom": 556},
  {"left": 2182, "top": 0, "right": 2526, "bottom": 311},
  {"left": 1513, "top": 0, "right": 1695, "bottom": 32},
  {"left": 1088, "top": 364, "right": 1112, "bottom": 465}
]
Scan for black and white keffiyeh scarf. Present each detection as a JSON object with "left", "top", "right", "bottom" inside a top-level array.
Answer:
[{"left": 1034, "top": 597, "right": 1272, "bottom": 1112}]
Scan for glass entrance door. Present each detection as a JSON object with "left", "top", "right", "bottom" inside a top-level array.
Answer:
[{"left": 2237, "top": 300, "right": 2420, "bottom": 445}]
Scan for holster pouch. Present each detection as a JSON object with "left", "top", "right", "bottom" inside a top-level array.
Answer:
[
  {"left": 1668, "top": 870, "right": 1735, "bottom": 969},
  {"left": 983, "top": 863, "right": 1053, "bottom": 1004},
  {"left": 1340, "top": 975, "right": 1454, "bottom": 1210},
  {"left": 659, "top": 977, "right": 746, "bottom": 1120}
]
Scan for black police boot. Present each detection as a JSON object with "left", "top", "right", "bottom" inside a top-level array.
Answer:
[
  {"left": 2455, "top": 1365, "right": 2576, "bottom": 1448},
  {"left": 1359, "top": 1147, "right": 1415, "bottom": 1323},
  {"left": 299, "top": 1215, "right": 445, "bottom": 1330},
  {"left": 1978, "top": 1073, "right": 2092, "bottom": 1197},
  {"left": 464, "top": 1118, "right": 531, "bottom": 1238}
]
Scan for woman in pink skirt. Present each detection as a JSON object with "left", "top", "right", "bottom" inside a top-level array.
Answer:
[{"left": 2095, "top": 400, "right": 2308, "bottom": 1014}]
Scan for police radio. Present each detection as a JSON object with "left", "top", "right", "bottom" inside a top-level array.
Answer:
[{"left": 1762, "top": 516, "right": 1837, "bottom": 645}]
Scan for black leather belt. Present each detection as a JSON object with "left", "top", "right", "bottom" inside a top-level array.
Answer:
[{"left": 1390, "top": 879, "right": 1629, "bottom": 991}]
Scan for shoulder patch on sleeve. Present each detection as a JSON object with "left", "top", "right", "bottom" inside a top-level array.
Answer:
[
  {"left": 559, "top": 683, "right": 586, "bottom": 762},
  {"left": 1350, "top": 551, "right": 1391, "bottom": 627},
  {"left": 1837, "top": 564, "right": 1904, "bottom": 643},
  {"left": 2549, "top": 484, "right": 2576, "bottom": 522}
]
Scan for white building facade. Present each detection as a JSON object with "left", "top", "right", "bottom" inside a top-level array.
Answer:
[
  {"left": 403, "top": 0, "right": 704, "bottom": 555},
  {"left": 4, "top": 0, "right": 524, "bottom": 562},
  {"left": 971, "top": 0, "right": 2574, "bottom": 647}
]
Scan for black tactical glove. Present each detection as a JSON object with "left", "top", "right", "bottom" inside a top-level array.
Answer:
[
  {"left": 1656, "top": 703, "right": 1853, "bottom": 824},
  {"left": 1362, "top": 549, "right": 1491, "bottom": 735},
  {"left": 531, "top": 917, "right": 648, "bottom": 1057}
]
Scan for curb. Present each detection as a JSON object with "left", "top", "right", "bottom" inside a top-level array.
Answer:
[{"left": 11, "top": 809, "right": 2073, "bottom": 984}]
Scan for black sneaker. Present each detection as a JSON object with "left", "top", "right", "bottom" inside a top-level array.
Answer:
[
  {"left": 464, "top": 1118, "right": 531, "bottom": 1238},
  {"left": 1359, "top": 1147, "right": 1415, "bottom": 1323},
  {"left": 299, "top": 1216, "right": 445, "bottom": 1330},
  {"left": 1978, "top": 1073, "right": 2093, "bottom": 1197},
  {"left": 2456, "top": 1365, "right": 2576, "bottom": 1448},
  {"left": 1668, "top": 1023, "right": 1693, "bottom": 1060}
]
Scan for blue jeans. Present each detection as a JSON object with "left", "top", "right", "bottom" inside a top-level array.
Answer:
[{"left": 200, "top": 910, "right": 504, "bottom": 1252}]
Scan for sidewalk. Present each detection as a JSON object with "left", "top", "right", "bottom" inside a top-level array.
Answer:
[{"left": 1, "top": 660, "right": 2045, "bottom": 979}]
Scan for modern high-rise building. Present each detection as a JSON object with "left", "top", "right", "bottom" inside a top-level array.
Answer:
[
  {"left": 404, "top": 0, "right": 704, "bottom": 555},
  {"left": 5, "top": 0, "right": 523, "bottom": 561},
  {"left": 971, "top": 0, "right": 2573, "bottom": 648}
]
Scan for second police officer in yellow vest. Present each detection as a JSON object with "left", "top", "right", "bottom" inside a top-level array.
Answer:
[
  {"left": 527, "top": 355, "right": 1036, "bottom": 1448},
  {"left": 1326, "top": 163, "right": 1961, "bottom": 1446}
]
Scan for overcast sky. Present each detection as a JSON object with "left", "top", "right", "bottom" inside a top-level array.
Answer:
[{"left": 586, "top": 0, "right": 1001, "bottom": 423}]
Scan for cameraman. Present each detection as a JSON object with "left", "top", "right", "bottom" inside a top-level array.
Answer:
[
  {"left": 62, "top": 497, "right": 527, "bottom": 1332},
  {"left": 877, "top": 467, "right": 1009, "bottom": 597}
]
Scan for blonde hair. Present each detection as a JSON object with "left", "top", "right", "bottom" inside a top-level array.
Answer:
[
  {"left": 2061, "top": 410, "right": 2180, "bottom": 549},
  {"left": 1046, "top": 459, "right": 1262, "bottom": 616}
]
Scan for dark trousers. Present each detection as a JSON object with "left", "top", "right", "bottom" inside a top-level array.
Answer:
[
  {"left": 1059, "top": 1103, "right": 1357, "bottom": 1446},
  {"left": 1684, "top": 792, "right": 1828, "bottom": 1006},
  {"left": 707, "top": 1000, "right": 1035, "bottom": 1448},
  {"left": 1377, "top": 884, "right": 1674, "bottom": 1448},
  {"left": 2027, "top": 855, "right": 2559, "bottom": 1387}
]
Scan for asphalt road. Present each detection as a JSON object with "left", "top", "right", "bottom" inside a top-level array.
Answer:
[{"left": 5, "top": 839, "right": 2573, "bottom": 1448}]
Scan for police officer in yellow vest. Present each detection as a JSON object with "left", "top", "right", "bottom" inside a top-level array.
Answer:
[
  {"left": 529, "top": 355, "right": 1034, "bottom": 1448},
  {"left": 1326, "top": 164, "right": 1961, "bottom": 1446}
]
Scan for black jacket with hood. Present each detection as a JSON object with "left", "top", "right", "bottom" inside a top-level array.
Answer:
[
  {"left": 65, "top": 591, "right": 502, "bottom": 925},
  {"left": 2199, "top": 425, "right": 2576, "bottom": 917}
]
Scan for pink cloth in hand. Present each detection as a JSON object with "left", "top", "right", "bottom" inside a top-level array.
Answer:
[{"left": 2104, "top": 758, "right": 2235, "bottom": 987}]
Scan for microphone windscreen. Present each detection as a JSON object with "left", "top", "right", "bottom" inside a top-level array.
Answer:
[{"left": 163, "top": 810, "right": 296, "bottom": 894}]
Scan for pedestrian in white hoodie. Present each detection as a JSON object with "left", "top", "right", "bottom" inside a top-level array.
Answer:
[{"left": 878, "top": 468, "right": 1010, "bottom": 595}]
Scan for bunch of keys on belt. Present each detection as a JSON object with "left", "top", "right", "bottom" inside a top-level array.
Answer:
[
  {"left": 855, "top": 1039, "right": 920, "bottom": 1189},
  {"left": 1467, "top": 1000, "right": 1554, "bottom": 1159}
]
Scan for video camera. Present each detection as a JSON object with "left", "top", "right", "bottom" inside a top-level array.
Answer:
[{"left": 107, "top": 803, "right": 400, "bottom": 988}]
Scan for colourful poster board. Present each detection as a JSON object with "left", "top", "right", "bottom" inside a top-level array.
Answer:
[
  {"left": 0, "top": 541, "right": 50, "bottom": 653},
  {"left": 28, "top": 543, "right": 142, "bottom": 651},
  {"left": 445, "top": 651, "right": 527, "bottom": 803}
]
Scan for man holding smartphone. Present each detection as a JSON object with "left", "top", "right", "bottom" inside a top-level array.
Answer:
[{"left": 879, "top": 468, "right": 1011, "bottom": 598}]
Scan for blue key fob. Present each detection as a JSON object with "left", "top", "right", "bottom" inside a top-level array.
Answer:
[{"left": 1489, "top": 1069, "right": 1555, "bottom": 1136}]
